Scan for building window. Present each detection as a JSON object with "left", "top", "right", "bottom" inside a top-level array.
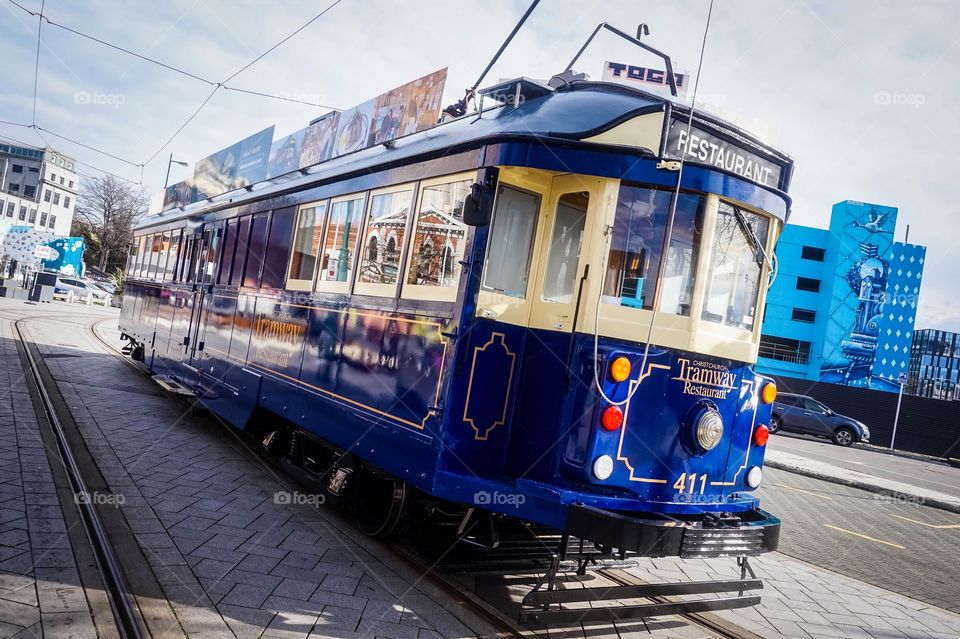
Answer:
[
  {"left": 68, "top": 180, "right": 74, "bottom": 188},
  {"left": 28, "top": 167, "right": 38, "bottom": 173},
  {"left": 63, "top": 196, "right": 70, "bottom": 208},
  {"left": 18, "top": 206, "right": 26, "bottom": 220},
  {"left": 759, "top": 335, "right": 812, "bottom": 364},
  {"left": 792, "top": 308, "right": 817, "bottom": 323},
  {"left": 796, "top": 276, "right": 821, "bottom": 293},
  {"left": 11, "top": 164, "right": 23, "bottom": 173},
  {"left": 59, "top": 176, "right": 64, "bottom": 185},
  {"left": 43, "top": 190, "right": 51, "bottom": 202},
  {"left": 39, "top": 212, "right": 47, "bottom": 226},
  {"left": 5, "top": 202, "right": 13, "bottom": 217},
  {"left": 53, "top": 193, "right": 60, "bottom": 205},
  {"left": 24, "top": 185, "right": 35, "bottom": 198},
  {"left": 9, "top": 184, "right": 19, "bottom": 194},
  {"left": 28, "top": 209, "right": 36, "bottom": 223},
  {"left": 800, "top": 245, "right": 825, "bottom": 261},
  {"left": 49, "top": 214, "right": 56, "bottom": 228},
  {"left": 50, "top": 172, "right": 56, "bottom": 181}
]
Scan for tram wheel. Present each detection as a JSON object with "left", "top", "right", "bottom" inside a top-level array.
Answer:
[{"left": 352, "top": 470, "right": 408, "bottom": 537}]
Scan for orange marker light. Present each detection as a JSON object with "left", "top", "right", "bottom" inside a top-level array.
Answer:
[
  {"left": 754, "top": 424, "right": 770, "bottom": 447},
  {"left": 760, "top": 381, "right": 777, "bottom": 404},
  {"left": 610, "top": 356, "right": 632, "bottom": 382},
  {"left": 601, "top": 406, "right": 624, "bottom": 431}
]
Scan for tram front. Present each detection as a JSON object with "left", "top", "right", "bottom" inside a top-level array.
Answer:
[{"left": 459, "top": 87, "right": 793, "bottom": 565}]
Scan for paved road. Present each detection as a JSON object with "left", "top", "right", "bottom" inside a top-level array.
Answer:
[
  {"left": 757, "top": 465, "right": 960, "bottom": 615},
  {"left": 768, "top": 433, "right": 960, "bottom": 499}
]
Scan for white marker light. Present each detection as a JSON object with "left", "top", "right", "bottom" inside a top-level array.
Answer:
[
  {"left": 746, "top": 466, "right": 763, "bottom": 488},
  {"left": 593, "top": 455, "right": 614, "bottom": 480}
]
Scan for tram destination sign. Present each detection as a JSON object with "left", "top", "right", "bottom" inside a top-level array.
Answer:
[{"left": 665, "top": 120, "right": 782, "bottom": 189}]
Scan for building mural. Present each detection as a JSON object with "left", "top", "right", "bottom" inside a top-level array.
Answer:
[
  {"left": 0, "top": 221, "right": 86, "bottom": 276},
  {"left": 818, "top": 202, "right": 922, "bottom": 390}
]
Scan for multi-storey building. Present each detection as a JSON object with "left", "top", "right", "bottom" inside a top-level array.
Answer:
[
  {"left": 0, "top": 142, "right": 77, "bottom": 237},
  {"left": 756, "top": 200, "right": 926, "bottom": 392},
  {"left": 907, "top": 329, "right": 960, "bottom": 400}
]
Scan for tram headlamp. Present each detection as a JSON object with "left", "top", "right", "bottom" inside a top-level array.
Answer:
[
  {"left": 695, "top": 409, "right": 724, "bottom": 451},
  {"left": 593, "top": 454, "right": 614, "bottom": 480},
  {"left": 746, "top": 466, "right": 763, "bottom": 488},
  {"left": 609, "top": 356, "right": 631, "bottom": 382},
  {"left": 760, "top": 381, "right": 777, "bottom": 404}
]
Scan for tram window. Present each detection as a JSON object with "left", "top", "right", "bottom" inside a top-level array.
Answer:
[
  {"left": 164, "top": 231, "right": 181, "bottom": 281},
  {"left": 602, "top": 186, "right": 704, "bottom": 315},
  {"left": 243, "top": 213, "right": 270, "bottom": 288},
  {"left": 230, "top": 216, "right": 252, "bottom": 287},
  {"left": 202, "top": 225, "right": 223, "bottom": 284},
  {"left": 405, "top": 178, "right": 471, "bottom": 295},
  {"left": 129, "top": 237, "right": 143, "bottom": 276},
  {"left": 316, "top": 195, "right": 365, "bottom": 290},
  {"left": 288, "top": 202, "right": 327, "bottom": 289},
  {"left": 357, "top": 187, "right": 414, "bottom": 290},
  {"left": 701, "top": 202, "right": 770, "bottom": 331},
  {"left": 543, "top": 193, "right": 587, "bottom": 303},
  {"left": 262, "top": 207, "right": 295, "bottom": 290},
  {"left": 137, "top": 235, "right": 151, "bottom": 278},
  {"left": 481, "top": 185, "right": 540, "bottom": 298},
  {"left": 219, "top": 219, "right": 239, "bottom": 285}
]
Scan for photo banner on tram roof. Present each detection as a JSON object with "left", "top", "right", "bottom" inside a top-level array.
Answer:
[{"left": 194, "top": 125, "right": 275, "bottom": 198}]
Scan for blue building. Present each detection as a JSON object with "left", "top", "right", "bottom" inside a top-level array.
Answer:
[{"left": 757, "top": 200, "right": 926, "bottom": 392}]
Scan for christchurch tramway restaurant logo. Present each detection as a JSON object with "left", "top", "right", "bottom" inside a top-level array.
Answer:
[
  {"left": 672, "top": 358, "right": 736, "bottom": 399},
  {"left": 474, "top": 490, "right": 525, "bottom": 508}
]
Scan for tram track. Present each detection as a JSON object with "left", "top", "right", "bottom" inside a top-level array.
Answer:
[
  {"left": 85, "top": 316, "right": 759, "bottom": 639},
  {"left": 15, "top": 316, "right": 150, "bottom": 639}
]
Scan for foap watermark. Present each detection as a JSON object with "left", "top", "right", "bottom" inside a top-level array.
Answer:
[
  {"left": 873, "top": 492, "right": 925, "bottom": 507},
  {"left": 274, "top": 490, "right": 325, "bottom": 507},
  {"left": 74, "top": 90, "right": 126, "bottom": 108},
  {"left": 74, "top": 490, "right": 125, "bottom": 506},
  {"left": 272, "top": 91, "right": 326, "bottom": 106},
  {"left": 873, "top": 91, "right": 925, "bottom": 109},
  {"left": 473, "top": 490, "right": 525, "bottom": 508}
]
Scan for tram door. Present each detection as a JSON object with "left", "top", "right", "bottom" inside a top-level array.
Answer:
[
  {"left": 187, "top": 224, "right": 222, "bottom": 372},
  {"left": 528, "top": 174, "right": 613, "bottom": 337}
]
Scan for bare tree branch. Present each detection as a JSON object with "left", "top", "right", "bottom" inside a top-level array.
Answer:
[{"left": 75, "top": 176, "right": 147, "bottom": 270}]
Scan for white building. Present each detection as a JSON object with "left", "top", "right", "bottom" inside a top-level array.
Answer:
[{"left": 0, "top": 143, "right": 77, "bottom": 236}]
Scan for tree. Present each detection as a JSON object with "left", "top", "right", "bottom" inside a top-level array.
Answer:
[{"left": 74, "top": 176, "right": 148, "bottom": 271}]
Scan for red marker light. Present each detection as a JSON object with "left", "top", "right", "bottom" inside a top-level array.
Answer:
[
  {"left": 601, "top": 406, "right": 624, "bottom": 431},
  {"left": 754, "top": 424, "right": 770, "bottom": 447}
]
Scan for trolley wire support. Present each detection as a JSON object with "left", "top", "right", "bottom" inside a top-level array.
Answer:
[{"left": 15, "top": 320, "right": 148, "bottom": 639}]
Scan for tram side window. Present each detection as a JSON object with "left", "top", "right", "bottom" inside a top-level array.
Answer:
[
  {"left": 261, "top": 207, "right": 295, "bottom": 290},
  {"left": 243, "top": 213, "right": 270, "bottom": 288},
  {"left": 701, "top": 202, "right": 770, "bottom": 331},
  {"left": 288, "top": 202, "right": 327, "bottom": 289},
  {"left": 219, "top": 219, "right": 239, "bottom": 285},
  {"left": 602, "top": 186, "right": 704, "bottom": 316},
  {"left": 316, "top": 195, "right": 364, "bottom": 290},
  {"left": 481, "top": 185, "right": 540, "bottom": 298},
  {"left": 405, "top": 178, "right": 471, "bottom": 297},
  {"left": 543, "top": 193, "right": 588, "bottom": 303},
  {"left": 358, "top": 187, "right": 413, "bottom": 290},
  {"left": 128, "top": 237, "right": 143, "bottom": 276},
  {"left": 230, "top": 216, "right": 252, "bottom": 287},
  {"left": 163, "top": 231, "right": 181, "bottom": 281}
]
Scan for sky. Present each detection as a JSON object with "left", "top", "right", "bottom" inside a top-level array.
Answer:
[{"left": 1, "top": 0, "right": 958, "bottom": 330}]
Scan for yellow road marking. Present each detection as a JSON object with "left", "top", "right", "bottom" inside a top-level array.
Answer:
[
  {"left": 823, "top": 524, "right": 905, "bottom": 549},
  {"left": 890, "top": 514, "right": 960, "bottom": 529},
  {"left": 771, "top": 483, "right": 833, "bottom": 500}
]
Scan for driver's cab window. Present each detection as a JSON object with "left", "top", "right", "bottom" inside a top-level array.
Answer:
[
  {"left": 543, "top": 192, "right": 587, "bottom": 303},
  {"left": 482, "top": 185, "right": 540, "bottom": 298}
]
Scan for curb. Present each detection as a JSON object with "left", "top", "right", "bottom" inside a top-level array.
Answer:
[{"left": 764, "top": 457, "right": 960, "bottom": 515}]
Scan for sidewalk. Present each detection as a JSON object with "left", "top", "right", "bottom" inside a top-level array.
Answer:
[{"left": 765, "top": 449, "right": 960, "bottom": 515}]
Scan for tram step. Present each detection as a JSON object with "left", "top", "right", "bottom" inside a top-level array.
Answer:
[{"left": 152, "top": 375, "right": 196, "bottom": 396}]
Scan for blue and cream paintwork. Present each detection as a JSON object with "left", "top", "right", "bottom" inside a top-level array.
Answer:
[{"left": 121, "top": 80, "right": 792, "bottom": 538}]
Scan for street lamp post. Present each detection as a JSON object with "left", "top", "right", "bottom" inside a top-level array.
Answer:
[{"left": 163, "top": 152, "right": 189, "bottom": 189}]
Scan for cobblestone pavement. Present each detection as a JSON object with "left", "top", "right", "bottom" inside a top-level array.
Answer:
[
  {"left": 4, "top": 300, "right": 960, "bottom": 639},
  {"left": 0, "top": 310, "right": 107, "bottom": 638}
]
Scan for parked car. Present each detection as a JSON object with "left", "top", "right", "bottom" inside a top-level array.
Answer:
[
  {"left": 770, "top": 393, "right": 870, "bottom": 446},
  {"left": 55, "top": 277, "right": 112, "bottom": 302}
]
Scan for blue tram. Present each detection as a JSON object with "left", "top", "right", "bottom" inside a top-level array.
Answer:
[{"left": 120, "top": 76, "right": 792, "bottom": 610}]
